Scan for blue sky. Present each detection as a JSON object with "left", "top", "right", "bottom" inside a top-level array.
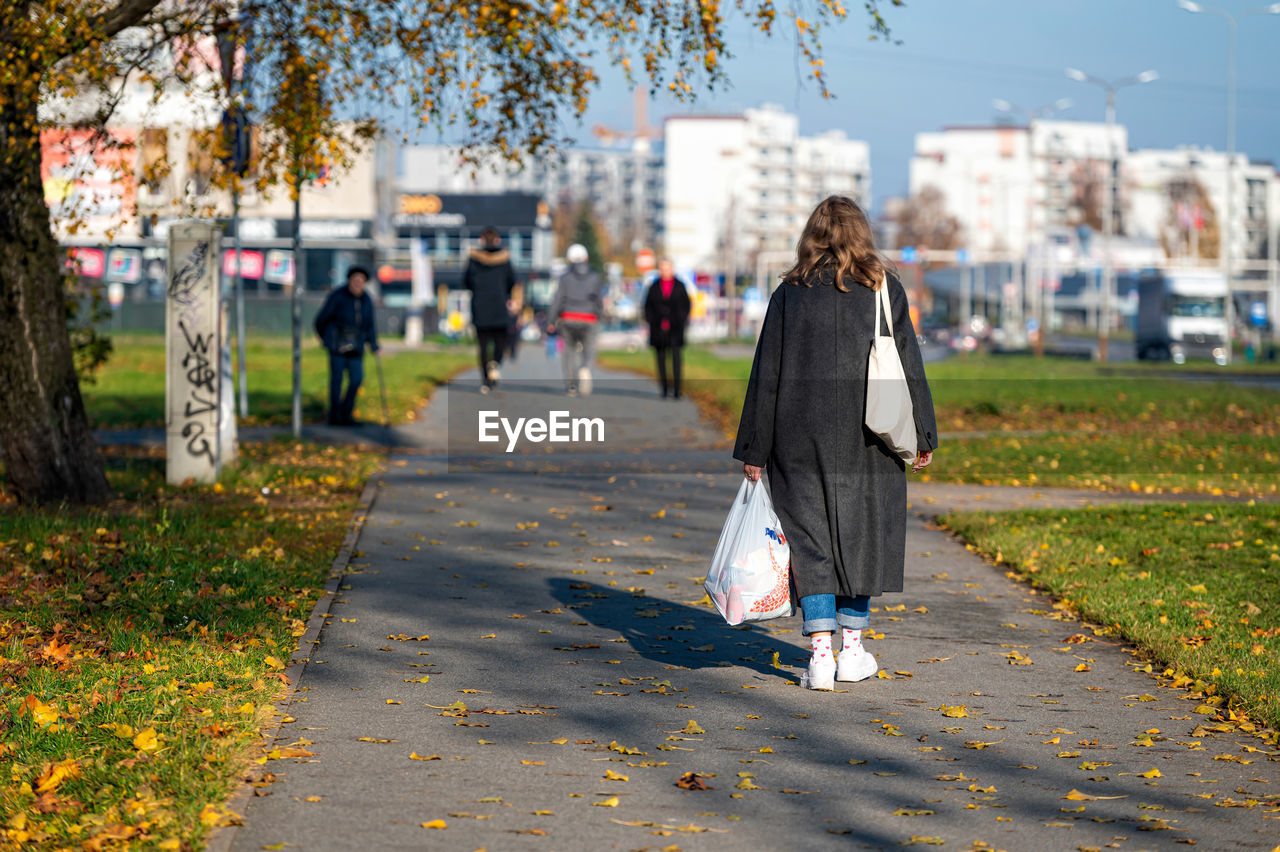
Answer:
[{"left": 572, "top": 0, "right": 1280, "bottom": 212}]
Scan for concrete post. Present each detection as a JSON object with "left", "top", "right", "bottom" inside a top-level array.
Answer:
[{"left": 165, "top": 221, "right": 223, "bottom": 485}]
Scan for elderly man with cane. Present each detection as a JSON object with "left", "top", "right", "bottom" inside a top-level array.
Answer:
[{"left": 314, "top": 266, "right": 380, "bottom": 426}]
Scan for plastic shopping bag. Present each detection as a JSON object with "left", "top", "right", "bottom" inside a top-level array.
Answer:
[{"left": 704, "top": 476, "right": 793, "bottom": 625}]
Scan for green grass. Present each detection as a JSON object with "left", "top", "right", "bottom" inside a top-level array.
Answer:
[
  {"left": 83, "top": 335, "right": 473, "bottom": 429},
  {"left": 0, "top": 441, "right": 383, "bottom": 848},
  {"left": 598, "top": 349, "right": 1280, "bottom": 496},
  {"left": 941, "top": 503, "right": 1280, "bottom": 733}
]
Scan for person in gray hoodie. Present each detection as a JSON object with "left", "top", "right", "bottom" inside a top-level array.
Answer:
[{"left": 549, "top": 244, "right": 604, "bottom": 396}]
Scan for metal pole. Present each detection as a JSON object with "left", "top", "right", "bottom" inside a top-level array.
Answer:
[
  {"left": 291, "top": 181, "right": 303, "bottom": 438},
  {"left": 233, "top": 187, "right": 248, "bottom": 417},
  {"left": 1223, "top": 15, "right": 1237, "bottom": 364},
  {"left": 1271, "top": 207, "right": 1280, "bottom": 345},
  {"left": 1100, "top": 86, "right": 1115, "bottom": 363}
]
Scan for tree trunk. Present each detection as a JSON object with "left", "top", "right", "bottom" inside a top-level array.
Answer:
[{"left": 0, "top": 82, "right": 111, "bottom": 504}]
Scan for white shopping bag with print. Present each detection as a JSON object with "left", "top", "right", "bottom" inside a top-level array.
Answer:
[{"left": 705, "top": 475, "right": 793, "bottom": 625}]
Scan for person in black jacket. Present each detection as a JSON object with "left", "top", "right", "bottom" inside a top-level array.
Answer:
[
  {"left": 643, "top": 259, "right": 692, "bottom": 398},
  {"left": 314, "top": 266, "right": 380, "bottom": 425},
  {"left": 463, "top": 227, "right": 517, "bottom": 393}
]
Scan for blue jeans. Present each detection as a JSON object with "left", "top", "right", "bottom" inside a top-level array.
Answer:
[
  {"left": 800, "top": 594, "right": 871, "bottom": 636},
  {"left": 328, "top": 352, "right": 364, "bottom": 423}
]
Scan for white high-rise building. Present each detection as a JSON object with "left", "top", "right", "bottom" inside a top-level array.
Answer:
[
  {"left": 663, "top": 104, "right": 871, "bottom": 271},
  {"left": 908, "top": 120, "right": 1127, "bottom": 256},
  {"left": 1127, "top": 146, "right": 1279, "bottom": 269}
]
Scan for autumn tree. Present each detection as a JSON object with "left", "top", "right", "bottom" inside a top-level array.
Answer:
[
  {"left": 892, "top": 186, "right": 965, "bottom": 253},
  {"left": 569, "top": 205, "right": 608, "bottom": 276},
  {"left": 0, "top": 0, "right": 900, "bottom": 504},
  {"left": 1161, "top": 175, "right": 1220, "bottom": 260}
]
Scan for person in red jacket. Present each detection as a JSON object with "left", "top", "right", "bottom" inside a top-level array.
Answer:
[{"left": 643, "top": 260, "right": 692, "bottom": 398}]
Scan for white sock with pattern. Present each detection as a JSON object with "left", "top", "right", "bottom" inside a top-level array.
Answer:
[
  {"left": 842, "top": 628, "right": 863, "bottom": 655},
  {"left": 810, "top": 633, "right": 833, "bottom": 662}
]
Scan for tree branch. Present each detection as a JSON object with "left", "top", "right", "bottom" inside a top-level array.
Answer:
[{"left": 89, "top": 0, "right": 166, "bottom": 42}]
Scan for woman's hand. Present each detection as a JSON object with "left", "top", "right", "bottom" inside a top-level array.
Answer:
[
  {"left": 911, "top": 450, "right": 933, "bottom": 472},
  {"left": 743, "top": 464, "right": 764, "bottom": 482}
]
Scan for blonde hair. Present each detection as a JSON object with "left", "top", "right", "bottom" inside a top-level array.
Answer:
[{"left": 782, "top": 196, "right": 891, "bottom": 292}]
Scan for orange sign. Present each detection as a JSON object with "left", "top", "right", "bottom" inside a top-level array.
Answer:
[
  {"left": 635, "top": 248, "right": 656, "bottom": 273},
  {"left": 398, "top": 194, "right": 443, "bottom": 216}
]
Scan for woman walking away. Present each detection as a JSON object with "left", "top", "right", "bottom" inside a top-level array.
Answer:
[
  {"left": 464, "top": 226, "right": 516, "bottom": 394},
  {"left": 733, "top": 196, "right": 938, "bottom": 690},
  {"left": 644, "top": 259, "right": 692, "bottom": 398}
]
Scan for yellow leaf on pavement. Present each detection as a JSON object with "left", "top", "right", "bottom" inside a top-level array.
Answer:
[
  {"left": 1063, "top": 789, "right": 1128, "bottom": 801},
  {"left": 421, "top": 819, "right": 447, "bottom": 829},
  {"left": 681, "top": 720, "right": 705, "bottom": 735},
  {"left": 604, "top": 769, "right": 629, "bottom": 781},
  {"left": 1140, "top": 768, "right": 1162, "bottom": 778},
  {"left": 594, "top": 796, "right": 620, "bottom": 807}
]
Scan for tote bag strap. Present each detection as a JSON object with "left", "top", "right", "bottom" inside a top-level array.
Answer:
[{"left": 873, "top": 276, "right": 893, "bottom": 339}]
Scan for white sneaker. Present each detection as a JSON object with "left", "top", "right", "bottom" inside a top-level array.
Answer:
[
  {"left": 486, "top": 361, "right": 500, "bottom": 385},
  {"left": 577, "top": 367, "right": 592, "bottom": 397},
  {"left": 800, "top": 655, "right": 836, "bottom": 690},
  {"left": 836, "top": 648, "right": 878, "bottom": 683}
]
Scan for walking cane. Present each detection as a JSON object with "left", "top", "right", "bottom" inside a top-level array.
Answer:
[{"left": 374, "top": 350, "right": 391, "bottom": 432}]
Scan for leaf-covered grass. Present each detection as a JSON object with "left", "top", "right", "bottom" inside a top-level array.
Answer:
[
  {"left": 597, "top": 349, "right": 1280, "bottom": 496},
  {"left": 84, "top": 335, "right": 474, "bottom": 429},
  {"left": 941, "top": 503, "right": 1280, "bottom": 731},
  {"left": 0, "top": 441, "right": 383, "bottom": 848}
]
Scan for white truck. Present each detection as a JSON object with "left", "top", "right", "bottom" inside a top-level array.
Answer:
[{"left": 1135, "top": 269, "right": 1229, "bottom": 365}]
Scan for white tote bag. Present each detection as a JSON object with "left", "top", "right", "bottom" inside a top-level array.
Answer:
[
  {"left": 705, "top": 476, "right": 793, "bottom": 625},
  {"left": 865, "top": 280, "right": 918, "bottom": 461}
]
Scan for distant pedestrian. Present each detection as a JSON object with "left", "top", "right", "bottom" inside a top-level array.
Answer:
[
  {"left": 549, "top": 244, "right": 604, "bottom": 396},
  {"left": 733, "top": 196, "right": 938, "bottom": 690},
  {"left": 643, "top": 259, "right": 692, "bottom": 399},
  {"left": 314, "top": 266, "right": 380, "bottom": 426},
  {"left": 464, "top": 227, "right": 517, "bottom": 393}
]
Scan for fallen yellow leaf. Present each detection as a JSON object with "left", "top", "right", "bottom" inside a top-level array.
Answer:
[
  {"left": 133, "top": 728, "right": 160, "bottom": 753},
  {"left": 604, "top": 769, "right": 629, "bottom": 781},
  {"left": 594, "top": 796, "right": 620, "bottom": 807},
  {"left": 34, "top": 759, "right": 80, "bottom": 794},
  {"left": 421, "top": 819, "right": 447, "bottom": 829}
]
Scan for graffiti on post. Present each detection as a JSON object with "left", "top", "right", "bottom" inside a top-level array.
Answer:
[
  {"left": 166, "top": 226, "right": 221, "bottom": 483},
  {"left": 178, "top": 319, "right": 216, "bottom": 462},
  {"left": 168, "top": 241, "right": 208, "bottom": 306}
]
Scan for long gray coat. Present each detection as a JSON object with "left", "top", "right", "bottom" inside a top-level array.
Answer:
[{"left": 733, "top": 271, "right": 938, "bottom": 600}]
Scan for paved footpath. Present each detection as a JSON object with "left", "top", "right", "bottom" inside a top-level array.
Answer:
[{"left": 222, "top": 349, "right": 1278, "bottom": 852}]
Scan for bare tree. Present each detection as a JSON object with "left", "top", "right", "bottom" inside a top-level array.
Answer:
[{"left": 892, "top": 186, "right": 965, "bottom": 253}]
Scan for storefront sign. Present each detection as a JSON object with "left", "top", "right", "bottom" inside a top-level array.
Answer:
[{"left": 394, "top": 193, "right": 466, "bottom": 227}]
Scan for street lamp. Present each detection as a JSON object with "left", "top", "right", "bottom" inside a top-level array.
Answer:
[
  {"left": 1064, "top": 66, "right": 1158, "bottom": 362},
  {"left": 1176, "top": 1, "right": 1280, "bottom": 364}
]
